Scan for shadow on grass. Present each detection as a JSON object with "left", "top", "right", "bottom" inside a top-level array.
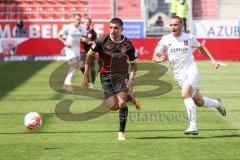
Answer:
[{"left": 0, "top": 62, "right": 51, "bottom": 100}]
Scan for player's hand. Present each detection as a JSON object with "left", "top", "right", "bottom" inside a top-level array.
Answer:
[
  {"left": 82, "top": 75, "right": 89, "bottom": 88},
  {"left": 64, "top": 41, "right": 71, "bottom": 48},
  {"left": 153, "top": 54, "right": 168, "bottom": 63},
  {"left": 81, "top": 37, "right": 89, "bottom": 43},
  {"left": 126, "top": 79, "right": 133, "bottom": 92},
  {"left": 158, "top": 55, "right": 168, "bottom": 62}
]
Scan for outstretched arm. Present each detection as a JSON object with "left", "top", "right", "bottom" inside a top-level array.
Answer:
[{"left": 198, "top": 46, "right": 219, "bottom": 69}]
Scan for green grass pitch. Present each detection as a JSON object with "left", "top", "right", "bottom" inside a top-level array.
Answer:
[{"left": 0, "top": 61, "right": 240, "bottom": 160}]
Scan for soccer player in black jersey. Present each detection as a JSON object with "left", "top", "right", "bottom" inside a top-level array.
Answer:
[
  {"left": 80, "top": 17, "right": 98, "bottom": 88},
  {"left": 82, "top": 18, "right": 139, "bottom": 140}
]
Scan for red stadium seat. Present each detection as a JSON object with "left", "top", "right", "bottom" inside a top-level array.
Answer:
[
  {"left": 64, "top": 13, "right": 74, "bottom": 19},
  {"left": 10, "top": 13, "right": 19, "bottom": 20},
  {"left": 52, "top": 14, "right": 64, "bottom": 19},
  {"left": 11, "top": 5, "right": 19, "bottom": 12},
  {"left": 36, "top": 7, "right": 43, "bottom": 12},
  {"left": 0, "top": 6, "right": 8, "bottom": 12},
  {"left": 57, "top": 0, "right": 65, "bottom": 4},
  {"left": 29, "top": 13, "right": 38, "bottom": 19},
  {"left": 65, "top": 6, "right": 77, "bottom": 12},
  {"left": 19, "top": 6, "right": 32, "bottom": 12},
  {"left": 33, "top": 0, "right": 43, "bottom": 4},
  {"left": 54, "top": 6, "right": 64, "bottom": 12},
  {"left": 0, "top": 14, "right": 8, "bottom": 20},
  {"left": 39, "top": 13, "right": 53, "bottom": 19},
  {"left": 19, "top": 14, "right": 30, "bottom": 20}
]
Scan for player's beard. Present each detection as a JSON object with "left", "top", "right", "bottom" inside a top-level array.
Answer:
[{"left": 111, "top": 32, "right": 121, "bottom": 41}]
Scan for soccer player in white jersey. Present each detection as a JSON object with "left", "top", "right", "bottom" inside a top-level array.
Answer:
[
  {"left": 152, "top": 16, "right": 226, "bottom": 135},
  {"left": 58, "top": 13, "right": 87, "bottom": 92}
]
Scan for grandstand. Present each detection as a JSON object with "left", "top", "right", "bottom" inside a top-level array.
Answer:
[
  {"left": 0, "top": 0, "right": 141, "bottom": 21},
  {"left": 192, "top": 0, "right": 218, "bottom": 19}
]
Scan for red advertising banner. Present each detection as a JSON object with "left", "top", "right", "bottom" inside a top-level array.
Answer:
[
  {"left": 0, "top": 21, "right": 109, "bottom": 38},
  {"left": 194, "top": 39, "right": 240, "bottom": 60},
  {"left": 1, "top": 38, "right": 240, "bottom": 61}
]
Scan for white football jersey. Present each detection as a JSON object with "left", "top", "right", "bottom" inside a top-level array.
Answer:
[
  {"left": 155, "top": 32, "right": 201, "bottom": 81},
  {"left": 59, "top": 23, "right": 87, "bottom": 48}
]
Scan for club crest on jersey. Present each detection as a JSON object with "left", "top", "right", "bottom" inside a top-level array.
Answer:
[
  {"left": 184, "top": 40, "right": 188, "bottom": 46},
  {"left": 104, "top": 41, "right": 115, "bottom": 50}
]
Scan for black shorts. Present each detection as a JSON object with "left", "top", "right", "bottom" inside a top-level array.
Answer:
[
  {"left": 80, "top": 53, "right": 86, "bottom": 61},
  {"left": 100, "top": 72, "right": 129, "bottom": 99},
  {"left": 80, "top": 53, "right": 95, "bottom": 67}
]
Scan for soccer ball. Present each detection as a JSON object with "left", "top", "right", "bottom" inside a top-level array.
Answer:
[{"left": 24, "top": 112, "right": 42, "bottom": 129}]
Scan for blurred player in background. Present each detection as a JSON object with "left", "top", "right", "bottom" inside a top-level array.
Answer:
[
  {"left": 152, "top": 16, "right": 226, "bottom": 135},
  {"left": 170, "top": 0, "right": 178, "bottom": 17},
  {"left": 80, "top": 17, "right": 98, "bottom": 88},
  {"left": 15, "top": 20, "right": 27, "bottom": 37},
  {"left": 82, "top": 18, "right": 140, "bottom": 140},
  {"left": 58, "top": 13, "right": 88, "bottom": 92}
]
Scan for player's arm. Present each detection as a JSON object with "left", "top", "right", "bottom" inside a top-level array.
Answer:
[
  {"left": 127, "top": 44, "right": 138, "bottom": 92},
  {"left": 152, "top": 38, "right": 167, "bottom": 63},
  {"left": 80, "top": 27, "right": 89, "bottom": 44},
  {"left": 82, "top": 44, "right": 96, "bottom": 88},
  {"left": 198, "top": 45, "right": 219, "bottom": 69},
  {"left": 126, "top": 61, "right": 137, "bottom": 92},
  {"left": 58, "top": 28, "right": 71, "bottom": 48},
  {"left": 80, "top": 36, "right": 89, "bottom": 44},
  {"left": 129, "top": 62, "right": 137, "bottom": 81}
]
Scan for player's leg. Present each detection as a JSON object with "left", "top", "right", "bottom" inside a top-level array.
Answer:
[
  {"left": 103, "top": 90, "right": 128, "bottom": 141},
  {"left": 89, "top": 55, "right": 96, "bottom": 88},
  {"left": 79, "top": 53, "right": 86, "bottom": 74},
  {"left": 117, "top": 91, "right": 128, "bottom": 140},
  {"left": 104, "top": 95, "right": 119, "bottom": 111},
  {"left": 63, "top": 57, "right": 79, "bottom": 92},
  {"left": 193, "top": 90, "right": 226, "bottom": 116},
  {"left": 112, "top": 73, "right": 130, "bottom": 140},
  {"left": 181, "top": 83, "right": 198, "bottom": 135},
  {"left": 127, "top": 91, "right": 141, "bottom": 110}
]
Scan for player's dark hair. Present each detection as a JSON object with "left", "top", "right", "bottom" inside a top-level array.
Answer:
[
  {"left": 85, "top": 17, "right": 92, "bottom": 23},
  {"left": 73, "top": 13, "right": 81, "bottom": 18},
  {"left": 171, "top": 15, "right": 183, "bottom": 24},
  {"left": 110, "top": 18, "right": 123, "bottom": 26}
]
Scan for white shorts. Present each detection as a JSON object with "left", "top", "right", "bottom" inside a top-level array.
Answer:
[
  {"left": 67, "top": 57, "right": 79, "bottom": 65},
  {"left": 176, "top": 72, "right": 199, "bottom": 97},
  {"left": 65, "top": 47, "right": 80, "bottom": 61}
]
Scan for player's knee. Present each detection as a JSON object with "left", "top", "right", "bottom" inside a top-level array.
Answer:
[
  {"left": 195, "top": 99, "right": 204, "bottom": 107},
  {"left": 71, "top": 63, "right": 79, "bottom": 69},
  {"left": 109, "top": 106, "right": 118, "bottom": 111},
  {"left": 118, "top": 101, "right": 126, "bottom": 108},
  {"left": 181, "top": 94, "right": 191, "bottom": 99},
  {"left": 106, "top": 103, "right": 118, "bottom": 111}
]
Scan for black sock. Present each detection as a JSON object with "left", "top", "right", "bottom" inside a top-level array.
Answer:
[
  {"left": 126, "top": 95, "right": 132, "bottom": 102},
  {"left": 90, "top": 67, "right": 96, "bottom": 83},
  {"left": 80, "top": 67, "right": 85, "bottom": 74},
  {"left": 119, "top": 106, "right": 128, "bottom": 132}
]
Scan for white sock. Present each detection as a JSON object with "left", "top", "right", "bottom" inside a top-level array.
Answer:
[
  {"left": 184, "top": 97, "right": 197, "bottom": 129},
  {"left": 203, "top": 97, "right": 219, "bottom": 108},
  {"left": 64, "top": 67, "right": 77, "bottom": 85}
]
